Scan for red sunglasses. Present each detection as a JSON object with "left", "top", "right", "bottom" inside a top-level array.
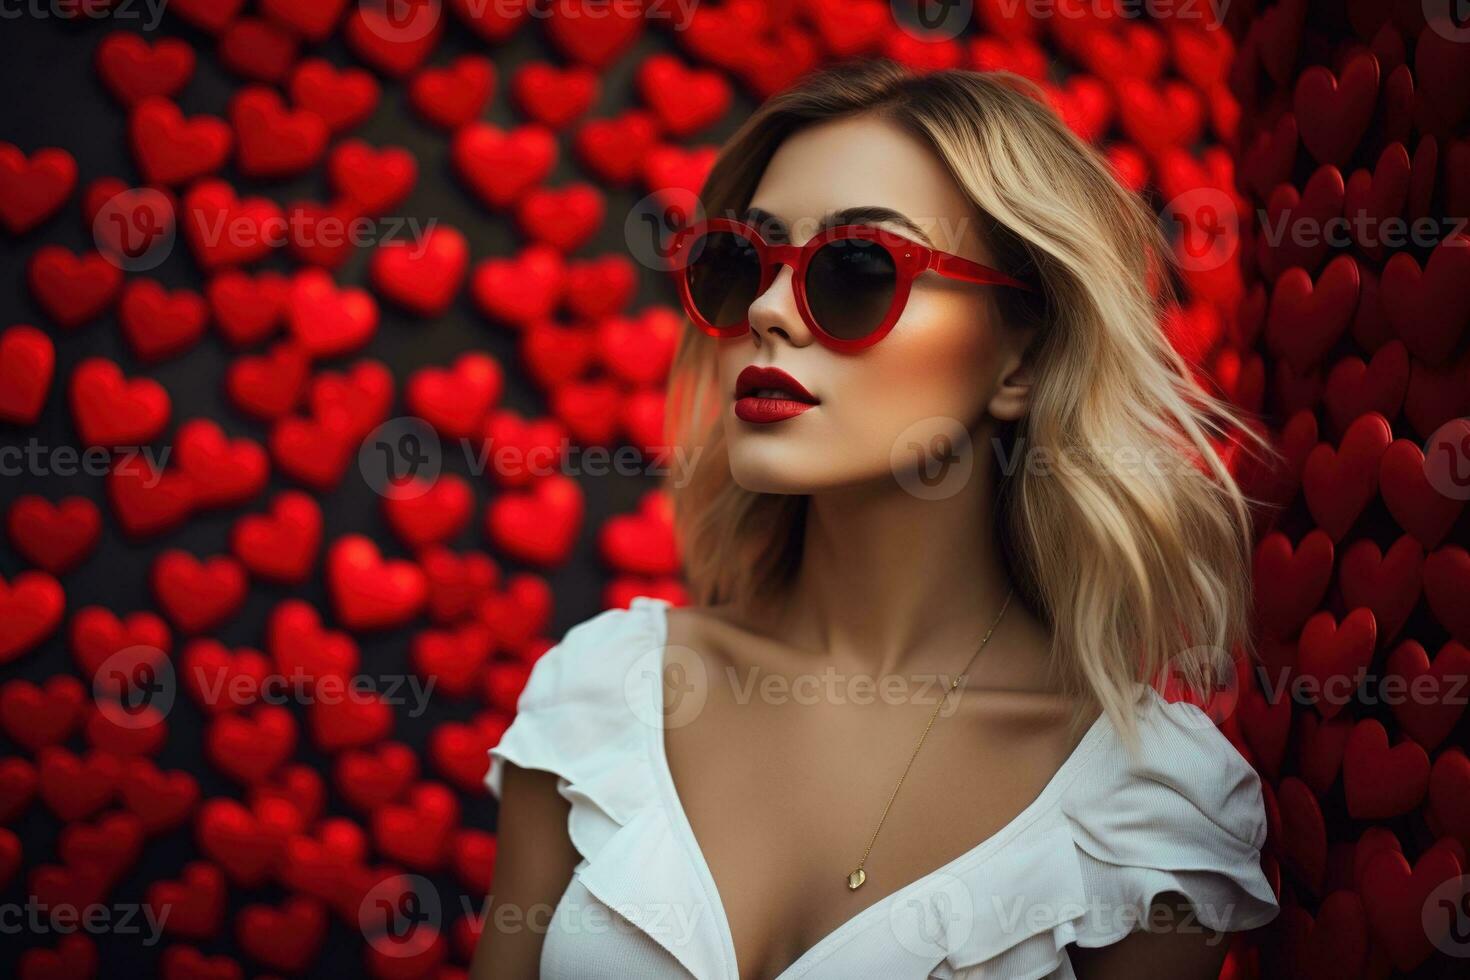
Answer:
[{"left": 671, "top": 218, "right": 1033, "bottom": 352}]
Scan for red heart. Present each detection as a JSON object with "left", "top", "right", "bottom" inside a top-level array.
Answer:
[
  {"left": 521, "top": 320, "right": 595, "bottom": 389},
  {"left": 129, "top": 97, "right": 231, "bottom": 185},
  {"left": 1387, "top": 640, "right": 1470, "bottom": 751},
  {"left": 95, "top": 33, "right": 195, "bottom": 107},
  {"left": 620, "top": 387, "right": 668, "bottom": 456},
  {"left": 0, "top": 757, "right": 37, "bottom": 824},
  {"left": 334, "top": 741, "right": 418, "bottom": 813},
  {"left": 37, "top": 746, "right": 121, "bottom": 821},
  {"left": 477, "top": 573, "right": 553, "bottom": 649},
  {"left": 326, "top": 535, "right": 428, "bottom": 630},
  {"left": 453, "top": 122, "right": 557, "bottom": 209},
  {"left": 107, "top": 460, "right": 197, "bottom": 538},
  {"left": 59, "top": 810, "right": 144, "bottom": 885},
  {"left": 196, "top": 796, "right": 291, "bottom": 886},
  {"left": 1277, "top": 776, "right": 1327, "bottom": 894},
  {"left": 344, "top": 0, "right": 442, "bottom": 78},
  {"left": 1380, "top": 233, "right": 1470, "bottom": 364},
  {"left": 1341, "top": 141, "right": 1410, "bottom": 262},
  {"left": 1253, "top": 529, "right": 1333, "bottom": 639},
  {"left": 369, "top": 225, "right": 468, "bottom": 317},
  {"left": 327, "top": 139, "right": 416, "bottom": 214},
  {"left": 472, "top": 245, "right": 564, "bottom": 325},
  {"left": 27, "top": 246, "right": 123, "bottom": 328},
  {"left": 19, "top": 935, "right": 100, "bottom": 980},
  {"left": 258, "top": 0, "right": 348, "bottom": 42},
  {"left": 235, "top": 896, "right": 327, "bottom": 973},
  {"left": 146, "top": 860, "right": 224, "bottom": 939},
  {"left": 309, "top": 690, "right": 393, "bottom": 751},
  {"left": 382, "top": 474, "right": 474, "bottom": 549},
  {"left": 412, "top": 622, "right": 492, "bottom": 699},
  {"left": 409, "top": 54, "right": 495, "bottom": 129},
  {"left": 599, "top": 492, "right": 679, "bottom": 576},
  {"left": 479, "top": 411, "right": 569, "bottom": 488},
  {"left": 1294, "top": 52, "right": 1378, "bottom": 167},
  {"left": 564, "top": 254, "right": 636, "bottom": 319},
  {"left": 1257, "top": 164, "right": 1345, "bottom": 281},
  {"left": 152, "top": 551, "right": 247, "bottom": 635},
  {"left": 267, "top": 598, "right": 359, "bottom": 684},
  {"left": 0, "top": 143, "right": 76, "bottom": 235},
  {"left": 485, "top": 475, "right": 584, "bottom": 567},
  {"left": 0, "top": 675, "right": 85, "bottom": 752},
  {"left": 249, "top": 764, "right": 322, "bottom": 828},
  {"left": 1295, "top": 710, "right": 1351, "bottom": 798},
  {"left": 1424, "top": 545, "right": 1470, "bottom": 643},
  {"left": 1277, "top": 890, "right": 1368, "bottom": 980},
  {"left": 1322, "top": 339, "right": 1408, "bottom": 436},
  {"left": 421, "top": 547, "right": 499, "bottom": 624},
  {"left": 551, "top": 378, "right": 623, "bottom": 445},
  {"left": 70, "top": 357, "right": 171, "bottom": 447},
  {"left": 1360, "top": 842, "right": 1461, "bottom": 971},
  {"left": 225, "top": 340, "right": 309, "bottom": 419},
  {"left": 1300, "top": 411, "right": 1391, "bottom": 540},
  {"left": 0, "top": 570, "right": 65, "bottom": 664},
  {"left": 308, "top": 358, "right": 393, "bottom": 435},
  {"left": 1428, "top": 749, "right": 1470, "bottom": 851},
  {"left": 544, "top": 0, "right": 644, "bottom": 67},
  {"left": 206, "top": 269, "right": 289, "bottom": 347},
  {"left": 1338, "top": 535, "right": 1423, "bottom": 644},
  {"left": 429, "top": 720, "right": 493, "bottom": 791},
  {"left": 1413, "top": 19, "right": 1470, "bottom": 133},
  {"left": 511, "top": 62, "right": 598, "bottom": 128},
  {"left": 231, "top": 490, "right": 321, "bottom": 584},
  {"left": 371, "top": 781, "right": 457, "bottom": 870},
  {"left": 641, "top": 144, "right": 718, "bottom": 208},
  {"left": 69, "top": 606, "right": 171, "bottom": 680},
  {"left": 1379, "top": 439, "right": 1465, "bottom": 548},
  {"left": 1343, "top": 718, "right": 1430, "bottom": 819},
  {"left": 6, "top": 495, "right": 100, "bottom": 575},
  {"left": 175, "top": 418, "right": 269, "bottom": 509},
  {"left": 288, "top": 58, "right": 379, "bottom": 133},
  {"left": 181, "top": 638, "right": 270, "bottom": 714},
  {"left": 158, "top": 945, "right": 242, "bottom": 980},
  {"left": 0, "top": 324, "right": 54, "bottom": 425},
  {"left": 230, "top": 87, "right": 329, "bottom": 179},
  {"left": 574, "top": 110, "right": 661, "bottom": 184},
  {"left": 1117, "top": 78, "right": 1204, "bottom": 160},
  {"left": 287, "top": 268, "right": 378, "bottom": 356},
  {"left": 269, "top": 411, "right": 357, "bottom": 492},
  {"left": 406, "top": 352, "right": 502, "bottom": 439},
  {"left": 182, "top": 180, "right": 284, "bottom": 270},
  {"left": 516, "top": 183, "right": 604, "bottom": 251},
  {"left": 1265, "top": 254, "right": 1359, "bottom": 374},
  {"left": 1296, "top": 608, "right": 1377, "bottom": 719},
  {"left": 119, "top": 757, "right": 199, "bottom": 834},
  {"left": 636, "top": 55, "right": 731, "bottom": 136},
  {"left": 1236, "top": 681, "right": 1291, "bottom": 780},
  {"left": 451, "top": 828, "right": 498, "bottom": 893},
  {"left": 118, "top": 279, "right": 208, "bottom": 362},
  {"left": 216, "top": 14, "right": 297, "bottom": 80},
  {"left": 206, "top": 705, "right": 297, "bottom": 785},
  {"left": 481, "top": 654, "right": 532, "bottom": 712},
  {"left": 596, "top": 307, "right": 680, "bottom": 385}
]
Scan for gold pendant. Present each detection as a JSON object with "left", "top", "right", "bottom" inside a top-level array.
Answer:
[{"left": 847, "top": 868, "right": 866, "bottom": 891}]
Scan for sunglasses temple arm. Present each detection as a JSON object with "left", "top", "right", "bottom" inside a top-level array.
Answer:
[{"left": 930, "top": 253, "right": 1034, "bottom": 292}]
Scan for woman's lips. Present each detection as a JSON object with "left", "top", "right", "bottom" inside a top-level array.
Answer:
[{"left": 734, "top": 365, "right": 818, "bottom": 424}]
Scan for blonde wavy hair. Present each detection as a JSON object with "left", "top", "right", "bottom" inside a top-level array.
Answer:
[{"left": 664, "top": 58, "right": 1269, "bottom": 744}]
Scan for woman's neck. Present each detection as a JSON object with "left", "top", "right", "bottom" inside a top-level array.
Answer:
[{"left": 767, "top": 469, "right": 1019, "bottom": 676}]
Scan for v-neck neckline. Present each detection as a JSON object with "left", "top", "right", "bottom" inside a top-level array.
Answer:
[{"left": 636, "top": 597, "right": 1112, "bottom": 980}]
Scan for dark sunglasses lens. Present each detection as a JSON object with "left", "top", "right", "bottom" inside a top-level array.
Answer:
[
  {"left": 686, "top": 230, "right": 762, "bottom": 330},
  {"left": 805, "top": 237, "right": 897, "bottom": 341}
]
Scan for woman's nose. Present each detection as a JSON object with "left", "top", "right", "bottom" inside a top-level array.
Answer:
[{"left": 746, "top": 264, "right": 813, "bottom": 348}]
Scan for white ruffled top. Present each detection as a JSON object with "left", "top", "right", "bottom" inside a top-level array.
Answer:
[{"left": 487, "top": 597, "right": 1279, "bottom": 979}]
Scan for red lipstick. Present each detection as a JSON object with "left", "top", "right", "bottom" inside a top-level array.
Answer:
[{"left": 734, "top": 365, "right": 819, "bottom": 424}]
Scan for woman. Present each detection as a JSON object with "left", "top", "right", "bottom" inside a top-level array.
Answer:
[{"left": 474, "top": 59, "right": 1279, "bottom": 979}]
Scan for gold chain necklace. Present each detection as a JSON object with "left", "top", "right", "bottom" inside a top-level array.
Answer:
[{"left": 846, "top": 587, "right": 1015, "bottom": 891}]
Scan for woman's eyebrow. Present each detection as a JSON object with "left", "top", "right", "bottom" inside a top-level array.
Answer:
[{"left": 739, "top": 205, "right": 936, "bottom": 246}]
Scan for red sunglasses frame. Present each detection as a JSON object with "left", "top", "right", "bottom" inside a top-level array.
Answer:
[{"left": 671, "top": 217, "right": 1033, "bottom": 352}]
